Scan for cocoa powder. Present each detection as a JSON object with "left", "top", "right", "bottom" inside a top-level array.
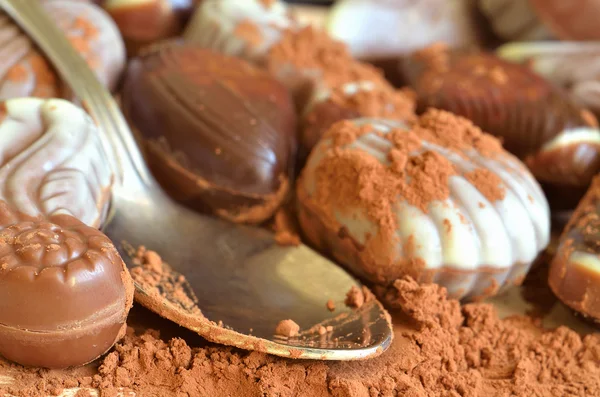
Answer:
[{"left": 2, "top": 276, "right": 599, "bottom": 396}]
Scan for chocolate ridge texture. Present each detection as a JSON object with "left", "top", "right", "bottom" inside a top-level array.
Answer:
[
  {"left": 297, "top": 111, "right": 550, "bottom": 300},
  {"left": 123, "top": 42, "right": 297, "bottom": 224}
]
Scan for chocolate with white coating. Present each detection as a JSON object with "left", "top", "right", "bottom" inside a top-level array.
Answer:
[
  {"left": 0, "top": 209, "right": 134, "bottom": 368},
  {"left": 297, "top": 114, "right": 550, "bottom": 300},
  {"left": 0, "top": 98, "right": 114, "bottom": 228}
]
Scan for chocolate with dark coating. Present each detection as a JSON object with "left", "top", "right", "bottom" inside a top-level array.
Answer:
[
  {"left": 404, "top": 46, "right": 600, "bottom": 187},
  {"left": 123, "top": 42, "right": 297, "bottom": 224},
  {"left": 0, "top": 206, "right": 134, "bottom": 368}
]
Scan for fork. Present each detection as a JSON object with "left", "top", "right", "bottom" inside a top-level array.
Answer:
[{"left": 0, "top": 0, "right": 393, "bottom": 360}]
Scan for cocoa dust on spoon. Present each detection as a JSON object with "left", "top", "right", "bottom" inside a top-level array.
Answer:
[{"left": 2, "top": 276, "right": 600, "bottom": 396}]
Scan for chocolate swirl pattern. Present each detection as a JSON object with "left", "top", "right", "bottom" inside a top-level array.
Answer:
[
  {"left": 0, "top": 98, "right": 113, "bottom": 228},
  {"left": 0, "top": 1, "right": 124, "bottom": 99},
  {"left": 0, "top": 208, "right": 134, "bottom": 368}
]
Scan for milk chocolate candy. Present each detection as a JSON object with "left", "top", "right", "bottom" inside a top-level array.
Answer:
[
  {"left": 0, "top": 98, "right": 113, "bottom": 228},
  {"left": 549, "top": 175, "right": 600, "bottom": 321},
  {"left": 0, "top": 209, "right": 134, "bottom": 369},
  {"left": 297, "top": 111, "right": 550, "bottom": 300},
  {"left": 0, "top": 1, "right": 125, "bottom": 99},
  {"left": 528, "top": 0, "right": 600, "bottom": 41},
  {"left": 404, "top": 45, "right": 600, "bottom": 188},
  {"left": 185, "top": 0, "right": 294, "bottom": 64},
  {"left": 123, "top": 42, "right": 297, "bottom": 224},
  {"left": 99, "top": 0, "right": 200, "bottom": 55}
]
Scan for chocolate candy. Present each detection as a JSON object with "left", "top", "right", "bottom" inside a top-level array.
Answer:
[
  {"left": 0, "top": 98, "right": 114, "bottom": 228},
  {"left": 301, "top": 80, "right": 416, "bottom": 157},
  {"left": 404, "top": 45, "right": 600, "bottom": 188},
  {"left": 0, "top": 1, "right": 125, "bottom": 98},
  {"left": 297, "top": 110, "right": 550, "bottom": 300},
  {"left": 549, "top": 175, "right": 600, "bottom": 320},
  {"left": 99, "top": 0, "right": 200, "bottom": 55},
  {"left": 528, "top": 0, "right": 600, "bottom": 41},
  {"left": 0, "top": 209, "right": 134, "bottom": 368},
  {"left": 477, "top": 0, "right": 553, "bottom": 41},
  {"left": 185, "top": 0, "right": 294, "bottom": 63},
  {"left": 123, "top": 42, "right": 297, "bottom": 224}
]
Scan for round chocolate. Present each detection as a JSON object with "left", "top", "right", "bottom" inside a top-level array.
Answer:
[
  {"left": 100, "top": 0, "right": 200, "bottom": 55},
  {"left": 123, "top": 42, "right": 297, "bottom": 224},
  {"left": 404, "top": 46, "right": 600, "bottom": 187},
  {"left": 297, "top": 111, "right": 550, "bottom": 300},
  {"left": 0, "top": 98, "right": 114, "bottom": 228},
  {"left": 549, "top": 175, "right": 600, "bottom": 320},
  {"left": 0, "top": 209, "right": 134, "bottom": 369},
  {"left": 529, "top": 0, "right": 600, "bottom": 41}
]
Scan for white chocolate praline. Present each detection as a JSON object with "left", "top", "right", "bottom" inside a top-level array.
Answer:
[
  {"left": 477, "top": 0, "right": 553, "bottom": 41},
  {"left": 0, "top": 98, "right": 113, "bottom": 228},
  {"left": 327, "top": 0, "right": 479, "bottom": 59},
  {"left": 184, "top": 0, "right": 294, "bottom": 63},
  {"left": 298, "top": 119, "right": 550, "bottom": 299}
]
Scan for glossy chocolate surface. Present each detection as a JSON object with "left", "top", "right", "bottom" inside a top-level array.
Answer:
[
  {"left": 123, "top": 42, "right": 297, "bottom": 223},
  {"left": 0, "top": 210, "right": 133, "bottom": 368}
]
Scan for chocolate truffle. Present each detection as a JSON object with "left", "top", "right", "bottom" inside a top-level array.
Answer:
[
  {"left": 185, "top": 0, "right": 294, "bottom": 63},
  {"left": 122, "top": 42, "right": 297, "bottom": 224},
  {"left": 301, "top": 80, "right": 416, "bottom": 157},
  {"left": 404, "top": 45, "right": 600, "bottom": 188},
  {"left": 498, "top": 42, "right": 600, "bottom": 117},
  {"left": 99, "top": 0, "right": 200, "bottom": 55},
  {"left": 0, "top": 1, "right": 125, "bottom": 99},
  {"left": 0, "top": 208, "right": 134, "bottom": 368},
  {"left": 549, "top": 175, "right": 600, "bottom": 321},
  {"left": 0, "top": 98, "right": 113, "bottom": 228},
  {"left": 528, "top": 0, "right": 600, "bottom": 41},
  {"left": 327, "top": 0, "right": 480, "bottom": 59},
  {"left": 297, "top": 111, "right": 550, "bottom": 300},
  {"left": 477, "top": 0, "right": 553, "bottom": 41}
]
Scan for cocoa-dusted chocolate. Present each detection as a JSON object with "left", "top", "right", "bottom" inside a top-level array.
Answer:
[
  {"left": 404, "top": 44, "right": 600, "bottom": 188},
  {"left": 185, "top": 0, "right": 294, "bottom": 64},
  {"left": 122, "top": 42, "right": 297, "bottom": 224},
  {"left": 98, "top": 0, "right": 200, "bottom": 55},
  {"left": 549, "top": 175, "right": 600, "bottom": 320},
  {"left": 297, "top": 110, "right": 550, "bottom": 300},
  {"left": 301, "top": 80, "right": 416, "bottom": 157},
  {"left": 0, "top": 207, "right": 134, "bottom": 369},
  {"left": 0, "top": 98, "right": 113, "bottom": 228},
  {"left": 0, "top": 1, "right": 125, "bottom": 98}
]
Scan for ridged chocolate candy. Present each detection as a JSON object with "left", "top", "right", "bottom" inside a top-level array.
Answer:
[
  {"left": 404, "top": 47, "right": 600, "bottom": 187},
  {"left": 123, "top": 42, "right": 297, "bottom": 224}
]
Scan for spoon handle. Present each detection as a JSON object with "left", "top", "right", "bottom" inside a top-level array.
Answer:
[{"left": 0, "top": 0, "right": 152, "bottom": 189}]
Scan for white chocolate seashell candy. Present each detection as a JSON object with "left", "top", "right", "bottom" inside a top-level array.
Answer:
[
  {"left": 0, "top": 98, "right": 113, "bottom": 228},
  {"left": 184, "top": 0, "right": 294, "bottom": 63},
  {"left": 297, "top": 110, "right": 550, "bottom": 300}
]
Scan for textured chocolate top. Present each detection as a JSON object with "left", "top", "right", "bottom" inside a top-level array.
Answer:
[{"left": 123, "top": 42, "right": 296, "bottom": 218}]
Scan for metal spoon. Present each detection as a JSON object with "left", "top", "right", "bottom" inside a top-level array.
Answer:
[{"left": 0, "top": 0, "right": 393, "bottom": 360}]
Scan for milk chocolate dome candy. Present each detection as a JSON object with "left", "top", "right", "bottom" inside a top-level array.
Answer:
[
  {"left": 0, "top": 1, "right": 125, "bottom": 99},
  {"left": 0, "top": 98, "right": 113, "bottom": 228},
  {"left": 185, "top": 0, "right": 294, "bottom": 63},
  {"left": 404, "top": 45, "right": 600, "bottom": 188},
  {"left": 327, "top": 0, "right": 479, "bottom": 60},
  {"left": 123, "top": 42, "right": 297, "bottom": 224},
  {"left": 0, "top": 209, "right": 134, "bottom": 369},
  {"left": 477, "top": 0, "right": 553, "bottom": 41},
  {"left": 301, "top": 80, "right": 416, "bottom": 157},
  {"left": 297, "top": 110, "right": 550, "bottom": 300},
  {"left": 549, "top": 175, "right": 600, "bottom": 321}
]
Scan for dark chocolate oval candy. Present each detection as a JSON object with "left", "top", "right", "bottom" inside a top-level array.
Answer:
[{"left": 123, "top": 42, "right": 297, "bottom": 223}]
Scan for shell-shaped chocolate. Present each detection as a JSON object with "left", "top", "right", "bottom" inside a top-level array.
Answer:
[
  {"left": 477, "top": 0, "right": 552, "bottom": 41},
  {"left": 0, "top": 210, "right": 133, "bottom": 368},
  {"left": 327, "top": 0, "right": 479, "bottom": 59},
  {"left": 550, "top": 175, "right": 600, "bottom": 320},
  {"left": 185, "top": 0, "right": 294, "bottom": 63},
  {"left": 123, "top": 42, "right": 297, "bottom": 224},
  {"left": 404, "top": 48, "right": 600, "bottom": 186},
  {"left": 0, "top": 98, "right": 114, "bottom": 228},
  {"left": 529, "top": 0, "right": 600, "bottom": 41},
  {"left": 297, "top": 116, "right": 550, "bottom": 300},
  {"left": 0, "top": 1, "right": 124, "bottom": 99}
]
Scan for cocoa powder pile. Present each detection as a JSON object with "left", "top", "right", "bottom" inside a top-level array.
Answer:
[{"left": 2, "top": 276, "right": 599, "bottom": 396}]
